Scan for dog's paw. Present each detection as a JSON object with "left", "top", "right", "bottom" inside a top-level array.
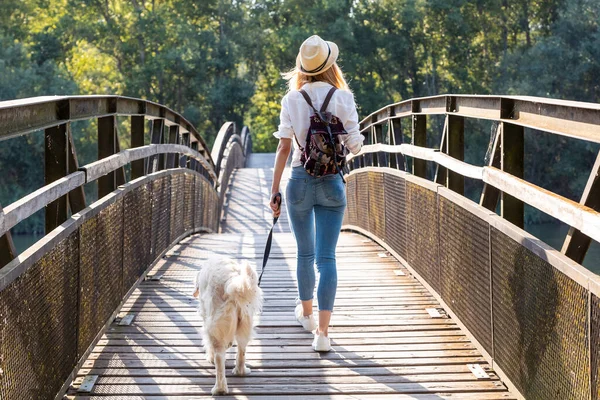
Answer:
[
  {"left": 232, "top": 365, "right": 251, "bottom": 376},
  {"left": 211, "top": 384, "right": 228, "bottom": 395},
  {"left": 205, "top": 352, "right": 214, "bottom": 364}
]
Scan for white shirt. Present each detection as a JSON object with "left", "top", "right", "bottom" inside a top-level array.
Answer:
[{"left": 274, "top": 81, "right": 364, "bottom": 167}]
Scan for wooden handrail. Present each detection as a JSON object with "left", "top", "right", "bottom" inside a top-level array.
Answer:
[
  {"left": 347, "top": 143, "right": 600, "bottom": 245},
  {"left": 0, "top": 143, "right": 217, "bottom": 238},
  {"left": 0, "top": 95, "right": 215, "bottom": 168},
  {"left": 358, "top": 94, "right": 600, "bottom": 143}
]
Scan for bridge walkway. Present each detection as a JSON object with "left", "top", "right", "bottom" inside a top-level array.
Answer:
[{"left": 67, "top": 154, "right": 515, "bottom": 399}]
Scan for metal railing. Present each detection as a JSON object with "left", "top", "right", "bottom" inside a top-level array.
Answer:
[
  {"left": 343, "top": 94, "right": 600, "bottom": 400},
  {"left": 0, "top": 95, "right": 251, "bottom": 400}
]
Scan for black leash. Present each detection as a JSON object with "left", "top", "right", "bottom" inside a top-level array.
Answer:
[{"left": 258, "top": 193, "right": 281, "bottom": 287}]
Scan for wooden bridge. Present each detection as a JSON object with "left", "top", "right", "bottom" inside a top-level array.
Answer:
[{"left": 0, "top": 94, "right": 599, "bottom": 400}]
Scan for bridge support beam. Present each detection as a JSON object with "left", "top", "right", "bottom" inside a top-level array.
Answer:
[
  {"left": 0, "top": 205, "right": 16, "bottom": 267},
  {"left": 180, "top": 132, "right": 190, "bottom": 168},
  {"left": 148, "top": 119, "right": 165, "bottom": 173},
  {"left": 412, "top": 114, "right": 427, "bottom": 179},
  {"left": 480, "top": 124, "right": 502, "bottom": 212},
  {"left": 45, "top": 123, "right": 69, "bottom": 232},
  {"left": 500, "top": 122, "right": 524, "bottom": 229},
  {"left": 98, "top": 116, "right": 117, "bottom": 198},
  {"left": 447, "top": 115, "right": 465, "bottom": 195},
  {"left": 131, "top": 116, "right": 146, "bottom": 180},
  {"left": 167, "top": 126, "right": 180, "bottom": 169},
  {"left": 390, "top": 118, "right": 405, "bottom": 170},
  {"left": 66, "top": 124, "right": 86, "bottom": 214},
  {"left": 562, "top": 151, "right": 600, "bottom": 263}
]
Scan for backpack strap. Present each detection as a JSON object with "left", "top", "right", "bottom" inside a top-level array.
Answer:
[
  {"left": 298, "top": 86, "right": 338, "bottom": 113},
  {"left": 320, "top": 87, "right": 337, "bottom": 112},
  {"left": 298, "top": 89, "right": 318, "bottom": 113}
]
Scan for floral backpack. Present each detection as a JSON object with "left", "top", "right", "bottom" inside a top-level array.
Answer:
[{"left": 294, "top": 86, "right": 348, "bottom": 180}]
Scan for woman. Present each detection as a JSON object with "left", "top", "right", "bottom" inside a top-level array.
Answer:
[{"left": 269, "top": 35, "right": 363, "bottom": 352}]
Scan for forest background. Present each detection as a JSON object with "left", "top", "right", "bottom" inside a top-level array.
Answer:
[{"left": 0, "top": 0, "right": 599, "bottom": 263}]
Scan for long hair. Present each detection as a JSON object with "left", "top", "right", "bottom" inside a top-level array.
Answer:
[{"left": 282, "top": 63, "right": 350, "bottom": 92}]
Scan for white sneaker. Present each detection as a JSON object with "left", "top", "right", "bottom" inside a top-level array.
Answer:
[
  {"left": 295, "top": 303, "right": 317, "bottom": 332},
  {"left": 312, "top": 332, "right": 331, "bottom": 352}
]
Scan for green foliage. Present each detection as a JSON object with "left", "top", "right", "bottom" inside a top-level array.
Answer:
[{"left": 1, "top": 0, "right": 600, "bottom": 231}]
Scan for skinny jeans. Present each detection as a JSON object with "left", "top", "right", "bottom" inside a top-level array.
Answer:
[{"left": 285, "top": 166, "right": 346, "bottom": 311}]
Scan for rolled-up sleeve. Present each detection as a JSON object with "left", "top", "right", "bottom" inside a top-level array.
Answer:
[
  {"left": 338, "top": 93, "right": 363, "bottom": 154},
  {"left": 273, "top": 95, "right": 294, "bottom": 139}
]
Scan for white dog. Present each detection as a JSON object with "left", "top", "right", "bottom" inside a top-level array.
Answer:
[{"left": 193, "top": 257, "right": 263, "bottom": 395}]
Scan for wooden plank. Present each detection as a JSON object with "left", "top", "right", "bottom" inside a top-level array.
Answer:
[
  {"left": 71, "top": 381, "right": 507, "bottom": 395},
  {"left": 71, "top": 394, "right": 516, "bottom": 400},
  {"left": 66, "top": 166, "right": 514, "bottom": 399}
]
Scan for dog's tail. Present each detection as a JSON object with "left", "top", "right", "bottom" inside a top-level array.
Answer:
[{"left": 224, "top": 261, "right": 260, "bottom": 305}]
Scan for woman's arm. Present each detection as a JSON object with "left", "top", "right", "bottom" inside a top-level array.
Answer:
[
  {"left": 336, "top": 92, "right": 363, "bottom": 154},
  {"left": 270, "top": 138, "right": 292, "bottom": 217}
]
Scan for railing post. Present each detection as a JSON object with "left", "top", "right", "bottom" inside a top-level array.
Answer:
[
  {"left": 412, "top": 101, "right": 427, "bottom": 178},
  {"left": 131, "top": 116, "right": 145, "bottom": 180},
  {"left": 480, "top": 123, "right": 502, "bottom": 211},
  {"left": 375, "top": 123, "right": 386, "bottom": 167},
  {"left": 66, "top": 123, "right": 86, "bottom": 214},
  {"left": 447, "top": 115, "right": 465, "bottom": 195},
  {"left": 501, "top": 121, "right": 525, "bottom": 228},
  {"left": 148, "top": 119, "right": 165, "bottom": 174},
  {"left": 191, "top": 141, "right": 199, "bottom": 172},
  {"left": 114, "top": 128, "right": 126, "bottom": 187},
  {"left": 45, "top": 123, "right": 69, "bottom": 232},
  {"left": 391, "top": 117, "right": 404, "bottom": 170},
  {"left": 181, "top": 133, "right": 190, "bottom": 168},
  {"left": 561, "top": 151, "right": 600, "bottom": 263},
  {"left": 167, "top": 125, "right": 180, "bottom": 169},
  {"left": 0, "top": 204, "right": 16, "bottom": 267},
  {"left": 435, "top": 118, "right": 448, "bottom": 185},
  {"left": 98, "top": 116, "right": 117, "bottom": 198}
]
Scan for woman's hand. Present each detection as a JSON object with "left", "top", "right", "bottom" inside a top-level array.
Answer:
[{"left": 270, "top": 192, "right": 282, "bottom": 218}]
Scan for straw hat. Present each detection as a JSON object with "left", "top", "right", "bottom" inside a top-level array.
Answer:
[{"left": 296, "top": 35, "right": 339, "bottom": 76}]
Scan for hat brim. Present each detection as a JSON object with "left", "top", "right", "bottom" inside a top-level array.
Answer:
[{"left": 296, "top": 41, "right": 339, "bottom": 76}]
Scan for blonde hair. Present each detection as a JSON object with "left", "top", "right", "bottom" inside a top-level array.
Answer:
[{"left": 282, "top": 63, "right": 350, "bottom": 92}]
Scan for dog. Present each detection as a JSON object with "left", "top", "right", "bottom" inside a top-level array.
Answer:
[{"left": 193, "top": 257, "right": 263, "bottom": 395}]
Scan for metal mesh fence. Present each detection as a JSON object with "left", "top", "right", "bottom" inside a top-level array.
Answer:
[
  {"left": 184, "top": 173, "right": 195, "bottom": 232},
  {"left": 123, "top": 183, "right": 152, "bottom": 290},
  {"left": 151, "top": 176, "right": 171, "bottom": 258},
  {"left": 439, "top": 196, "right": 492, "bottom": 353},
  {"left": 170, "top": 174, "right": 185, "bottom": 240},
  {"left": 491, "top": 226, "right": 589, "bottom": 400},
  {"left": 344, "top": 168, "right": 596, "bottom": 399},
  {"left": 368, "top": 172, "right": 385, "bottom": 239},
  {"left": 592, "top": 294, "right": 600, "bottom": 400},
  {"left": 0, "top": 169, "right": 220, "bottom": 400},
  {"left": 0, "top": 232, "right": 79, "bottom": 400},
  {"left": 383, "top": 173, "right": 407, "bottom": 261},
  {"left": 78, "top": 200, "right": 124, "bottom": 356},
  {"left": 356, "top": 172, "right": 370, "bottom": 232},
  {"left": 406, "top": 181, "right": 440, "bottom": 292},
  {"left": 343, "top": 174, "right": 357, "bottom": 226}
]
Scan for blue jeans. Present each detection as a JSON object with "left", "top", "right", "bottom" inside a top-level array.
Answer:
[{"left": 286, "top": 166, "right": 346, "bottom": 311}]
